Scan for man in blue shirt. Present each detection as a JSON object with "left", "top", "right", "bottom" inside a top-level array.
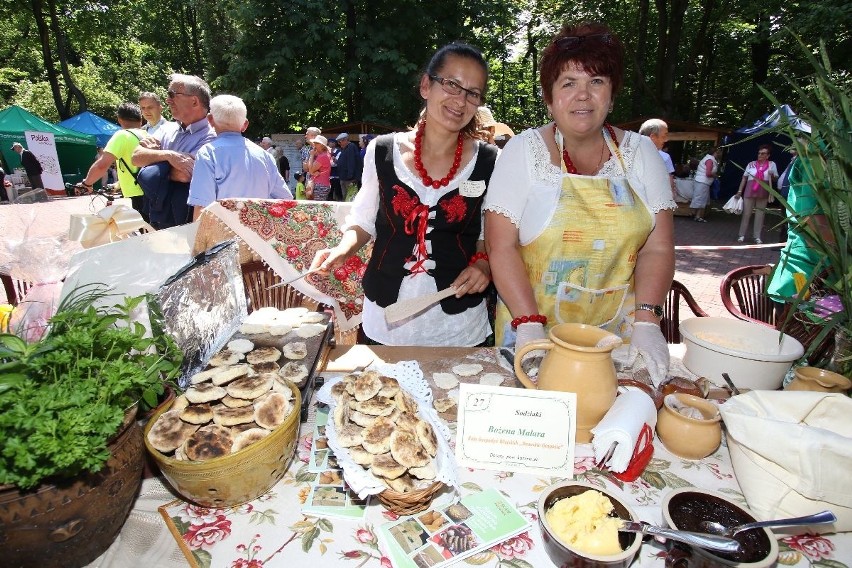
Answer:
[
  {"left": 335, "top": 132, "right": 362, "bottom": 201},
  {"left": 188, "top": 95, "right": 292, "bottom": 220},
  {"left": 132, "top": 74, "right": 216, "bottom": 229}
]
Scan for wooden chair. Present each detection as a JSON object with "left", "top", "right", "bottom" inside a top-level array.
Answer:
[
  {"left": 661, "top": 280, "right": 709, "bottom": 343},
  {"left": 1, "top": 273, "right": 33, "bottom": 307},
  {"left": 720, "top": 264, "right": 777, "bottom": 327}
]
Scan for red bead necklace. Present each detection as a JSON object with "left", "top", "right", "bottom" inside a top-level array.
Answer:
[
  {"left": 556, "top": 123, "right": 618, "bottom": 174},
  {"left": 413, "top": 119, "right": 464, "bottom": 188}
]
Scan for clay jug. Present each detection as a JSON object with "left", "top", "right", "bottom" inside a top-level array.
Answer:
[
  {"left": 787, "top": 366, "right": 852, "bottom": 393},
  {"left": 514, "top": 323, "right": 622, "bottom": 443}
]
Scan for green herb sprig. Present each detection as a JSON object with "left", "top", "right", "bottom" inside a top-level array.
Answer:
[{"left": 0, "top": 284, "right": 183, "bottom": 489}]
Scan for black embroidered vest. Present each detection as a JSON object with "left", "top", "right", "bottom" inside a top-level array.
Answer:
[{"left": 362, "top": 134, "right": 497, "bottom": 315}]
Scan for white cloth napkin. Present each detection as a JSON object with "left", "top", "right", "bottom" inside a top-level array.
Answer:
[{"left": 590, "top": 386, "right": 658, "bottom": 473}]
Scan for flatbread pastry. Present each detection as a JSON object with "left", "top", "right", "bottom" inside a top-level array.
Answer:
[
  {"left": 433, "top": 372, "right": 459, "bottom": 390},
  {"left": 239, "top": 323, "right": 270, "bottom": 335},
  {"left": 395, "top": 411, "right": 420, "bottom": 433},
  {"left": 226, "top": 374, "right": 275, "bottom": 400},
  {"left": 349, "top": 409, "right": 378, "bottom": 428},
  {"left": 480, "top": 373, "right": 506, "bottom": 386},
  {"left": 254, "top": 392, "right": 291, "bottom": 430},
  {"left": 281, "top": 307, "right": 309, "bottom": 318},
  {"left": 416, "top": 419, "right": 439, "bottom": 457},
  {"left": 212, "top": 405, "right": 256, "bottom": 427},
  {"left": 295, "top": 323, "right": 326, "bottom": 338},
  {"left": 395, "top": 390, "right": 419, "bottom": 414},
  {"left": 251, "top": 361, "right": 280, "bottom": 374},
  {"left": 390, "top": 429, "right": 430, "bottom": 468},
  {"left": 231, "top": 427, "right": 270, "bottom": 453},
  {"left": 353, "top": 371, "right": 383, "bottom": 401},
  {"left": 370, "top": 453, "right": 407, "bottom": 480},
  {"left": 211, "top": 364, "right": 251, "bottom": 386},
  {"left": 377, "top": 376, "right": 400, "bottom": 398},
  {"left": 337, "top": 423, "right": 365, "bottom": 447},
  {"left": 185, "top": 383, "right": 227, "bottom": 404},
  {"left": 282, "top": 341, "right": 308, "bottom": 360},
  {"left": 386, "top": 473, "right": 416, "bottom": 493},
  {"left": 184, "top": 424, "right": 234, "bottom": 460},
  {"left": 362, "top": 416, "right": 395, "bottom": 455},
  {"left": 299, "top": 311, "right": 326, "bottom": 324},
  {"left": 278, "top": 361, "right": 309, "bottom": 385},
  {"left": 333, "top": 394, "right": 351, "bottom": 429},
  {"left": 433, "top": 397, "right": 457, "bottom": 413},
  {"left": 190, "top": 368, "right": 222, "bottom": 385},
  {"left": 348, "top": 445, "right": 374, "bottom": 466},
  {"left": 208, "top": 349, "right": 244, "bottom": 367},
  {"left": 221, "top": 394, "right": 254, "bottom": 408},
  {"left": 354, "top": 396, "right": 396, "bottom": 417},
  {"left": 331, "top": 381, "right": 350, "bottom": 404},
  {"left": 227, "top": 338, "right": 255, "bottom": 354},
  {"left": 172, "top": 394, "right": 190, "bottom": 412},
  {"left": 268, "top": 323, "right": 293, "bottom": 336},
  {"left": 246, "top": 346, "right": 282, "bottom": 365},
  {"left": 452, "top": 363, "right": 483, "bottom": 377},
  {"left": 147, "top": 409, "right": 200, "bottom": 453},
  {"left": 174, "top": 441, "right": 189, "bottom": 461},
  {"left": 409, "top": 461, "right": 437, "bottom": 480},
  {"left": 231, "top": 421, "right": 262, "bottom": 434},
  {"left": 180, "top": 403, "right": 213, "bottom": 425}
]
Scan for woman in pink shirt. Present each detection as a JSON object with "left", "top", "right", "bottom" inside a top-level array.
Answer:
[
  {"left": 736, "top": 144, "right": 778, "bottom": 244},
  {"left": 309, "top": 135, "right": 332, "bottom": 200}
]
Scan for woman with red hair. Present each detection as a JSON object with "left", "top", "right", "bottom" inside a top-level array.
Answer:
[{"left": 484, "top": 22, "right": 676, "bottom": 385}]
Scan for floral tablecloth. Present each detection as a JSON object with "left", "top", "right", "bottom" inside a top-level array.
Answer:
[
  {"left": 147, "top": 356, "right": 851, "bottom": 568},
  {"left": 194, "top": 199, "right": 368, "bottom": 332}
]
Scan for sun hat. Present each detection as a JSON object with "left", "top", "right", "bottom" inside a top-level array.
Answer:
[
  {"left": 312, "top": 135, "right": 330, "bottom": 149},
  {"left": 476, "top": 107, "right": 497, "bottom": 128}
]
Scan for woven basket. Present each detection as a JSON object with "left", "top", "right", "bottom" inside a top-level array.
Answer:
[
  {"left": 144, "top": 382, "right": 301, "bottom": 507},
  {"left": 376, "top": 481, "right": 444, "bottom": 515}
]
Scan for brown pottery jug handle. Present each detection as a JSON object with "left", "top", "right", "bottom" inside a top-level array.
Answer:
[{"left": 513, "top": 340, "right": 554, "bottom": 389}]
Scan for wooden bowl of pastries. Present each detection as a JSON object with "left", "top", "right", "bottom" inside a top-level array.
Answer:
[
  {"left": 144, "top": 363, "right": 301, "bottom": 507},
  {"left": 331, "top": 371, "right": 444, "bottom": 515}
]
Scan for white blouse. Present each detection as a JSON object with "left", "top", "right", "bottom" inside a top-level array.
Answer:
[
  {"left": 483, "top": 128, "right": 677, "bottom": 245},
  {"left": 344, "top": 132, "right": 490, "bottom": 346}
]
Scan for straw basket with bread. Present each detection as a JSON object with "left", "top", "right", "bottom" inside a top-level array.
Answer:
[{"left": 321, "top": 369, "right": 455, "bottom": 514}]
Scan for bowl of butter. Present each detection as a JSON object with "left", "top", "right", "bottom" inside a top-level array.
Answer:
[{"left": 537, "top": 481, "right": 642, "bottom": 568}]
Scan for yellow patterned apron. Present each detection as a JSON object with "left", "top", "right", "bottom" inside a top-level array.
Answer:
[{"left": 496, "top": 128, "right": 652, "bottom": 346}]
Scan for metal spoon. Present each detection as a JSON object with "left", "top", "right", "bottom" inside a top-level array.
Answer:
[
  {"left": 721, "top": 372, "right": 741, "bottom": 395},
  {"left": 618, "top": 520, "right": 740, "bottom": 553},
  {"left": 700, "top": 510, "right": 836, "bottom": 537}
]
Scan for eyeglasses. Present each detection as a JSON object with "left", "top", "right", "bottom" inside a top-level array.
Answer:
[
  {"left": 556, "top": 33, "right": 613, "bottom": 51},
  {"left": 166, "top": 89, "right": 193, "bottom": 99},
  {"left": 429, "top": 75, "right": 485, "bottom": 105}
]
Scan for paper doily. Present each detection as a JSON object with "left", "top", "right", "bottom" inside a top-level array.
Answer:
[{"left": 316, "top": 361, "right": 459, "bottom": 499}]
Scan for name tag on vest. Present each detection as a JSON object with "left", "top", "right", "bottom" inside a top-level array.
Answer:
[{"left": 460, "top": 180, "right": 486, "bottom": 197}]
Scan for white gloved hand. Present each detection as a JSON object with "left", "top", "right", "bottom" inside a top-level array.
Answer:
[
  {"left": 630, "top": 321, "right": 670, "bottom": 386},
  {"left": 515, "top": 322, "right": 547, "bottom": 377}
]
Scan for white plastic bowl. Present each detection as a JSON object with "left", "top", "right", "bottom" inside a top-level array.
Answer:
[{"left": 679, "top": 317, "right": 804, "bottom": 390}]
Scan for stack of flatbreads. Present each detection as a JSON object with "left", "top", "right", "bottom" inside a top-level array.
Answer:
[
  {"left": 147, "top": 343, "right": 298, "bottom": 461},
  {"left": 330, "top": 371, "right": 440, "bottom": 494},
  {"left": 238, "top": 306, "right": 327, "bottom": 340}
]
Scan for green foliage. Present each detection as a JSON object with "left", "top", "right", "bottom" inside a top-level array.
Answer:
[{"left": 0, "top": 285, "right": 183, "bottom": 489}]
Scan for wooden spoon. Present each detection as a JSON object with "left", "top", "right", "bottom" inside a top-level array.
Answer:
[{"left": 384, "top": 287, "right": 457, "bottom": 323}]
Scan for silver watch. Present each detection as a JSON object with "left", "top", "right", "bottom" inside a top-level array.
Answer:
[{"left": 636, "top": 303, "right": 664, "bottom": 318}]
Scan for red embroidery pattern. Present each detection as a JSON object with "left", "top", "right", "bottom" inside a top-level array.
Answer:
[
  {"left": 440, "top": 194, "right": 467, "bottom": 223},
  {"left": 391, "top": 184, "right": 420, "bottom": 217}
]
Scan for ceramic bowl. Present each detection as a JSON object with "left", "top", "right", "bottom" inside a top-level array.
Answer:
[
  {"left": 537, "top": 481, "right": 642, "bottom": 568},
  {"left": 786, "top": 366, "right": 852, "bottom": 393},
  {"left": 656, "top": 393, "right": 722, "bottom": 460},
  {"left": 680, "top": 317, "right": 804, "bottom": 390},
  {"left": 662, "top": 488, "right": 779, "bottom": 567}
]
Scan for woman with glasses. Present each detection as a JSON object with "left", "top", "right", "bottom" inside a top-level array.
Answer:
[
  {"left": 484, "top": 22, "right": 677, "bottom": 385},
  {"left": 311, "top": 42, "right": 497, "bottom": 346},
  {"left": 736, "top": 144, "right": 778, "bottom": 244}
]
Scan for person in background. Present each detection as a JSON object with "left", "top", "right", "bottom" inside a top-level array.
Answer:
[
  {"left": 476, "top": 106, "right": 498, "bottom": 144},
  {"left": 187, "top": 95, "right": 292, "bottom": 220},
  {"left": 132, "top": 73, "right": 216, "bottom": 229},
  {"left": 776, "top": 147, "right": 798, "bottom": 241},
  {"left": 139, "top": 92, "right": 169, "bottom": 137},
  {"left": 690, "top": 146, "right": 722, "bottom": 223},
  {"left": 77, "top": 102, "right": 147, "bottom": 217},
  {"left": 10, "top": 142, "right": 43, "bottom": 190},
  {"left": 335, "top": 132, "right": 361, "bottom": 201},
  {"left": 327, "top": 138, "right": 342, "bottom": 200},
  {"left": 359, "top": 134, "right": 374, "bottom": 160},
  {"left": 311, "top": 42, "right": 497, "bottom": 347},
  {"left": 0, "top": 166, "right": 8, "bottom": 202},
  {"left": 278, "top": 151, "right": 290, "bottom": 186},
  {"left": 484, "top": 22, "right": 676, "bottom": 384},
  {"left": 259, "top": 136, "right": 275, "bottom": 154},
  {"left": 639, "top": 119, "right": 677, "bottom": 200},
  {"left": 301, "top": 126, "right": 321, "bottom": 182},
  {"left": 307, "top": 135, "right": 332, "bottom": 201},
  {"left": 736, "top": 143, "right": 778, "bottom": 244},
  {"left": 293, "top": 171, "right": 307, "bottom": 200}
]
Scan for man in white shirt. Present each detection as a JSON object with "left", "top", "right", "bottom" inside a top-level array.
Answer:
[
  {"left": 139, "top": 91, "right": 169, "bottom": 137},
  {"left": 639, "top": 118, "right": 677, "bottom": 199}
]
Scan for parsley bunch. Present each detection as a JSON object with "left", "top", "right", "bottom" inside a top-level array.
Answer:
[{"left": 0, "top": 285, "right": 183, "bottom": 489}]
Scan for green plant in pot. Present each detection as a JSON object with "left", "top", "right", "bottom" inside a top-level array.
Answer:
[
  {"left": 760, "top": 34, "right": 852, "bottom": 377},
  {"left": 0, "top": 284, "right": 183, "bottom": 568}
]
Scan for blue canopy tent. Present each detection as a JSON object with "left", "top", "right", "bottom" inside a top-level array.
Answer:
[
  {"left": 720, "top": 105, "right": 811, "bottom": 199},
  {"left": 58, "top": 111, "right": 120, "bottom": 148}
]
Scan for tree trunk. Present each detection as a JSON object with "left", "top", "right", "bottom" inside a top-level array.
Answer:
[
  {"left": 29, "top": 0, "right": 65, "bottom": 120},
  {"left": 630, "top": 0, "right": 651, "bottom": 117},
  {"left": 657, "top": 0, "right": 689, "bottom": 116},
  {"left": 678, "top": 0, "right": 716, "bottom": 121},
  {"left": 47, "top": 0, "right": 85, "bottom": 118},
  {"left": 343, "top": 0, "right": 357, "bottom": 121}
]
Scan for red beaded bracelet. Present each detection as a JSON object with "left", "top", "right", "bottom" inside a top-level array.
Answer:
[
  {"left": 468, "top": 251, "right": 489, "bottom": 265},
  {"left": 510, "top": 314, "right": 547, "bottom": 329}
]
